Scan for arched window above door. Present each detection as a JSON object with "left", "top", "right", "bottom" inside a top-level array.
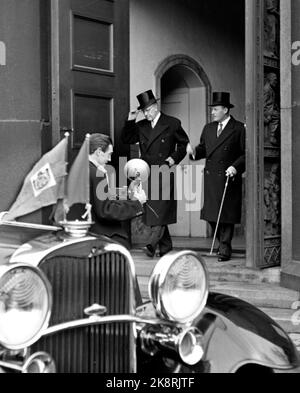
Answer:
[{"left": 155, "top": 54, "right": 211, "bottom": 120}]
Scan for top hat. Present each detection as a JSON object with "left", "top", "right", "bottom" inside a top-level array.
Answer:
[
  {"left": 209, "top": 92, "right": 234, "bottom": 109},
  {"left": 137, "top": 90, "right": 159, "bottom": 110}
]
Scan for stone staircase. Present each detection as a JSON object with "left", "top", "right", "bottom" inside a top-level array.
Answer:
[{"left": 132, "top": 248, "right": 300, "bottom": 351}]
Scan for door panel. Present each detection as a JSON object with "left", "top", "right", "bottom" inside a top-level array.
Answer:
[
  {"left": 73, "top": 93, "right": 112, "bottom": 148},
  {"left": 189, "top": 87, "right": 207, "bottom": 237},
  {"left": 53, "top": 0, "right": 129, "bottom": 164},
  {"left": 73, "top": 15, "right": 113, "bottom": 72},
  {"left": 162, "top": 91, "right": 190, "bottom": 236},
  {"left": 162, "top": 89, "right": 207, "bottom": 237}
]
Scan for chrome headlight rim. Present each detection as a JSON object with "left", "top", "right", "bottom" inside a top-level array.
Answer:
[
  {"left": 0, "top": 263, "right": 52, "bottom": 350},
  {"left": 148, "top": 250, "right": 209, "bottom": 324}
]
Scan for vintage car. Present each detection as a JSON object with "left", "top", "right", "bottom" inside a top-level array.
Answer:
[{"left": 0, "top": 220, "right": 299, "bottom": 374}]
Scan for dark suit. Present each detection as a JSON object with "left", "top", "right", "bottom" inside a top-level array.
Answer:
[
  {"left": 192, "top": 117, "right": 245, "bottom": 257},
  {"left": 89, "top": 161, "right": 144, "bottom": 249},
  {"left": 122, "top": 112, "right": 189, "bottom": 253}
]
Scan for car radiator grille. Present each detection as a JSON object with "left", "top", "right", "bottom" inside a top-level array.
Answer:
[{"left": 32, "top": 251, "right": 136, "bottom": 373}]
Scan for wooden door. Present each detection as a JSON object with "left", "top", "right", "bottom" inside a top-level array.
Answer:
[
  {"left": 162, "top": 90, "right": 190, "bottom": 236},
  {"left": 51, "top": 0, "right": 130, "bottom": 165},
  {"left": 162, "top": 89, "right": 207, "bottom": 237}
]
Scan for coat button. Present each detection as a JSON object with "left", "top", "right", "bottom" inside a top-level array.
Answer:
[{"left": 161, "top": 139, "right": 165, "bottom": 143}]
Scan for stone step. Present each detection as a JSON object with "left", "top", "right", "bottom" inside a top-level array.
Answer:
[
  {"left": 209, "top": 281, "right": 300, "bottom": 309},
  {"left": 133, "top": 249, "right": 280, "bottom": 285},
  {"left": 138, "top": 278, "right": 300, "bottom": 309},
  {"left": 137, "top": 266, "right": 280, "bottom": 285},
  {"left": 138, "top": 277, "right": 150, "bottom": 299},
  {"left": 164, "top": 236, "right": 246, "bottom": 253},
  {"left": 203, "top": 260, "right": 280, "bottom": 284}
]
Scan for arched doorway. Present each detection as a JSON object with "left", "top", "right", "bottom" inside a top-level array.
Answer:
[{"left": 156, "top": 55, "right": 211, "bottom": 237}]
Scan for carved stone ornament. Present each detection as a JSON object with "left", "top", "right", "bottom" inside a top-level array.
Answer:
[
  {"left": 264, "top": 72, "right": 280, "bottom": 146},
  {"left": 264, "top": 163, "right": 280, "bottom": 236},
  {"left": 264, "top": 0, "right": 279, "bottom": 59}
]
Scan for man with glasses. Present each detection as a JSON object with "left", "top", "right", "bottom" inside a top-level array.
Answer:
[{"left": 122, "top": 90, "right": 189, "bottom": 258}]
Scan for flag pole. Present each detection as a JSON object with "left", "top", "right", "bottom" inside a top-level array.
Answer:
[
  {"left": 60, "top": 133, "right": 93, "bottom": 237},
  {"left": 81, "top": 134, "right": 92, "bottom": 222}
]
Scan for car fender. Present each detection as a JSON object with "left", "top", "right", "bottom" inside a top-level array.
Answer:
[{"left": 195, "top": 292, "right": 300, "bottom": 373}]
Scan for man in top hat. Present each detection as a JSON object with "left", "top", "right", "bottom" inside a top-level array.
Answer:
[
  {"left": 187, "top": 92, "right": 245, "bottom": 261},
  {"left": 122, "top": 89, "right": 189, "bottom": 258}
]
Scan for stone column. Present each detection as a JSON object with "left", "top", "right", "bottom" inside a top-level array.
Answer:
[
  {"left": 246, "top": 0, "right": 281, "bottom": 268},
  {"left": 245, "top": 0, "right": 265, "bottom": 268},
  {"left": 281, "top": 0, "right": 300, "bottom": 290}
]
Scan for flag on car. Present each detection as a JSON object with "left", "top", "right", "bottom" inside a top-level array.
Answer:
[
  {"left": 52, "top": 134, "right": 91, "bottom": 223},
  {"left": 5, "top": 135, "right": 69, "bottom": 220},
  {"left": 65, "top": 134, "right": 90, "bottom": 210}
]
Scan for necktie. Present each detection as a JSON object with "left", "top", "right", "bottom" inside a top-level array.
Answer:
[{"left": 217, "top": 123, "right": 223, "bottom": 138}]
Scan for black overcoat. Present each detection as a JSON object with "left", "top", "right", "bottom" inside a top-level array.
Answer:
[
  {"left": 89, "top": 162, "right": 144, "bottom": 238},
  {"left": 193, "top": 117, "right": 245, "bottom": 224},
  {"left": 122, "top": 113, "right": 189, "bottom": 226}
]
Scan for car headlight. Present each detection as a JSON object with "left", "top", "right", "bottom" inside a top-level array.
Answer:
[
  {"left": 148, "top": 251, "right": 208, "bottom": 324},
  {"left": 0, "top": 264, "right": 52, "bottom": 350}
]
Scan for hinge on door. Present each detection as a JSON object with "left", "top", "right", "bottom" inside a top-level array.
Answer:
[
  {"left": 60, "top": 127, "right": 74, "bottom": 138},
  {"left": 60, "top": 127, "right": 74, "bottom": 133},
  {"left": 40, "top": 119, "right": 51, "bottom": 129}
]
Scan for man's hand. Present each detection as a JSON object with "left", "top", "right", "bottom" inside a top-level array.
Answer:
[
  {"left": 132, "top": 189, "right": 147, "bottom": 205},
  {"left": 128, "top": 110, "right": 139, "bottom": 121},
  {"left": 226, "top": 166, "right": 237, "bottom": 177},
  {"left": 186, "top": 143, "right": 195, "bottom": 159},
  {"left": 128, "top": 180, "right": 147, "bottom": 205},
  {"left": 165, "top": 157, "right": 175, "bottom": 167}
]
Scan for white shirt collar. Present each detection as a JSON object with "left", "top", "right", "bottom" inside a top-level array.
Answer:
[
  {"left": 219, "top": 115, "right": 231, "bottom": 129},
  {"left": 89, "top": 157, "right": 107, "bottom": 174},
  {"left": 151, "top": 112, "right": 161, "bottom": 128}
]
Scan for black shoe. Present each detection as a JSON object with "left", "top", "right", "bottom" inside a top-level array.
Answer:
[
  {"left": 142, "top": 245, "right": 155, "bottom": 258},
  {"left": 218, "top": 255, "right": 230, "bottom": 262}
]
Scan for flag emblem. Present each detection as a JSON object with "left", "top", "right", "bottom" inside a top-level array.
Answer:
[
  {"left": 5, "top": 135, "right": 68, "bottom": 221},
  {"left": 31, "top": 163, "right": 57, "bottom": 197}
]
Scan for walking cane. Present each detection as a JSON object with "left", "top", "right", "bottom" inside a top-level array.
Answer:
[{"left": 208, "top": 175, "right": 230, "bottom": 256}]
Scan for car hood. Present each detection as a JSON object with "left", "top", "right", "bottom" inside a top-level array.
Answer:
[{"left": 0, "top": 221, "right": 60, "bottom": 263}]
